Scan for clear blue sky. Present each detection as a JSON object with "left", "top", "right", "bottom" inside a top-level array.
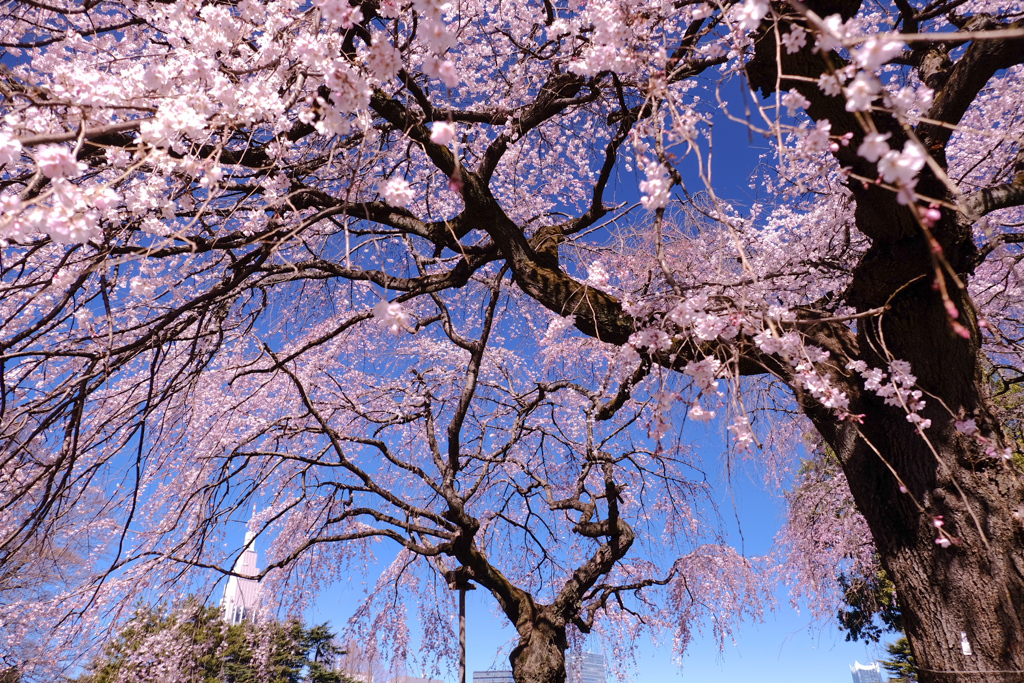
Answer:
[
  {"left": 303, "top": 476, "right": 890, "bottom": 683},
  {"left": 303, "top": 427, "right": 892, "bottom": 683}
]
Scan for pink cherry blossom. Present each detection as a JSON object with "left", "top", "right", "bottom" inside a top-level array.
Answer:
[
  {"left": 639, "top": 162, "right": 671, "bottom": 210},
  {"left": 844, "top": 73, "right": 880, "bottom": 112},
  {"left": 316, "top": 0, "right": 363, "bottom": 28},
  {"left": 0, "top": 132, "right": 22, "bottom": 166},
  {"left": 35, "top": 145, "right": 86, "bottom": 178},
  {"left": 856, "top": 132, "right": 892, "bottom": 163},
  {"left": 373, "top": 300, "right": 411, "bottom": 334},
  {"left": 735, "top": 0, "right": 769, "bottom": 32},
  {"left": 852, "top": 37, "right": 906, "bottom": 71},
  {"left": 380, "top": 178, "right": 415, "bottom": 207},
  {"left": 954, "top": 419, "right": 978, "bottom": 435},
  {"left": 878, "top": 141, "right": 927, "bottom": 185},
  {"left": 781, "top": 27, "right": 807, "bottom": 54},
  {"left": 782, "top": 91, "right": 811, "bottom": 116}
]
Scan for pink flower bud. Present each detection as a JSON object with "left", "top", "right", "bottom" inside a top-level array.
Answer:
[{"left": 448, "top": 171, "right": 464, "bottom": 194}]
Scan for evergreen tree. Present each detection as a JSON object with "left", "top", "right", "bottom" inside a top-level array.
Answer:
[
  {"left": 881, "top": 636, "right": 918, "bottom": 683},
  {"left": 72, "top": 600, "right": 348, "bottom": 683},
  {"left": 836, "top": 566, "right": 903, "bottom": 644}
]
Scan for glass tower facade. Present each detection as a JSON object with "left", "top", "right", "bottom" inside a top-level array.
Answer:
[{"left": 568, "top": 652, "right": 607, "bottom": 683}]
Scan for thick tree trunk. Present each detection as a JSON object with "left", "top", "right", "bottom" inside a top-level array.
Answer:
[
  {"left": 743, "top": 16, "right": 1024, "bottom": 678},
  {"left": 833, "top": 410, "right": 1024, "bottom": 683},
  {"left": 509, "top": 613, "right": 568, "bottom": 683},
  {"left": 810, "top": 257, "right": 1024, "bottom": 682}
]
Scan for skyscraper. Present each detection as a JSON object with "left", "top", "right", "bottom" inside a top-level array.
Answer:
[
  {"left": 221, "top": 529, "right": 261, "bottom": 625},
  {"left": 850, "top": 660, "right": 884, "bottom": 683},
  {"left": 567, "top": 652, "right": 607, "bottom": 683}
]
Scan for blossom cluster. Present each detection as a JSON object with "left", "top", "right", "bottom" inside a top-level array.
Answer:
[{"left": 846, "top": 359, "right": 930, "bottom": 428}]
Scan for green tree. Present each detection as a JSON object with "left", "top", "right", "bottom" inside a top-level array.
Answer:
[
  {"left": 72, "top": 600, "right": 348, "bottom": 683},
  {"left": 836, "top": 566, "right": 903, "bottom": 644},
  {"left": 989, "top": 366, "right": 1024, "bottom": 466},
  {"left": 881, "top": 636, "right": 918, "bottom": 683}
]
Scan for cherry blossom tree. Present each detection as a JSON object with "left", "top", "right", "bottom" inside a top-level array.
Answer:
[{"left": 2, "top": 0, "right": 1024, "bottom": 681}]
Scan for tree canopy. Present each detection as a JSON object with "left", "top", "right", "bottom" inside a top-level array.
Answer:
[{"left": 1, "top": 1, "right": 1023, "bottom": 682}]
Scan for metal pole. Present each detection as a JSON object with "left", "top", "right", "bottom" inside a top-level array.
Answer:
[
  {"left": 445, "top": 567, "right": 474, "bottom": 683},
  {"left": 460, "top": 586, "right": 467, "bottom": 683}
]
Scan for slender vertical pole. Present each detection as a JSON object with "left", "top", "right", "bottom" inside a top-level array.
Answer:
[{"left": 460, "top": 586, "right": 467, "bottom": 683}]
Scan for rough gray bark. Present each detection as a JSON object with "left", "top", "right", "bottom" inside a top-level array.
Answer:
[{"left": 509, "top": 615, "right": 568, "bottom": 683}]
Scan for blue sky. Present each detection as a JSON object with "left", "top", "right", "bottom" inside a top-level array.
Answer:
[
  {"left": 302, "top": 425, "right": 892, "bottom": 683},
  {"left": 303, "top": 469, "right": 890, "bottom": 683},
  {"left": 296, "top": 76, "right": 894, "bottom": 683}
]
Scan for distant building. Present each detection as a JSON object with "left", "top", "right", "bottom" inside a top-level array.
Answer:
[
  {"left": 328, "top": 639, "right": 383, "bottom": 682},
  {"left": 472, "top": 653, "right": 605, "bottom": 683},
  {"left": 850, "top": 660, "right": 884, "bottom": 683},
  {"left": 389, "top": 677, "right": 444, "bottom": 683},
  {"left": 220, "top": 529, "right": 261, "bottom": 625},
  {"left": 568, "top": 652, "right": 606, "bottom": 683}
]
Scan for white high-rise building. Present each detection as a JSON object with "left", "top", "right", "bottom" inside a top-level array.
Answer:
[
  {"left": 850, "top": 660, "right": 884, "bottom": 683},
  {"left": 221, "top": 529, "right": 261, "bottom": 625}
]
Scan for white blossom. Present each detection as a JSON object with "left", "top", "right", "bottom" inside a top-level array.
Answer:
[
  {"left": 639, "top": 162, "right": 671, "bottom": 210},
  {"left": 325, "top": 62, "right": 371, "bottom": 113},
  {"left": 803, "top": 119, "right": 832, "bottom": 153},
  {"left": 877, "top": 141, "right": 927, "bottom": 185},
  {"left": 373, "top": 300, "right": 411, "bottom": 334},
  {"left": 857, "top": 132, "right": 892, "bottom": 163},
  {"left": 844, "top": 73, "right": 879, "bottom": 112},
  {"left": 586, "top": 261, "right": 610, "bottom": 288},
  {"left": 817, "top": 73, "right": 842, "bottom": 97},
  {"left": 315, "top": 0, "right": 363, "bottom": 27},
  {"left": 852, "top": 37, "right": 905, "bottom": 71},
  {"left": 365, "top": 37, "right": 402, "bottom": 81},
  {"left": 955, "top": 419, "right": 978, "bottom": 435},
  {"left": 735, "top": 0, "right": 769, "bottom": 32},
  {"left": 782, "top": 91, "right": 811, "bottom": 116},
  {"left": 0, "top": 131, "right": 22, "bottom": 166},
  {"left": 689, "top": 404, "right": 716, "bottom": 422},
  {"left": 380, "top": 178, "right": 415, "bottom": 207},
  {"left": 430, "top": 122, "right": 456, "bottom": 145},
  {"left": 781, "top": 26, "right": 807, "bottom": 54},
  {"left": 130, "top": 276, "right": 156, "bottom": 298}
]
